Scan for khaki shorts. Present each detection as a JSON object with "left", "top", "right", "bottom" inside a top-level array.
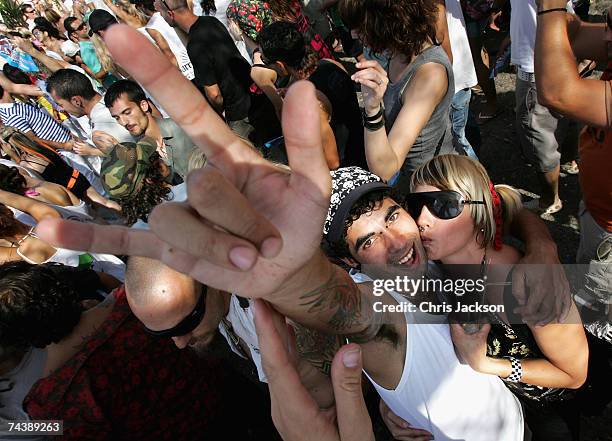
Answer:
[{"left": 515, "top": 78, "right": 578, "bottom": 173}]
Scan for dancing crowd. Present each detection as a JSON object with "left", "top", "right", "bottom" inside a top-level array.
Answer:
[{"left": 0, "top": 0, "right": 610, "bottom": 440}]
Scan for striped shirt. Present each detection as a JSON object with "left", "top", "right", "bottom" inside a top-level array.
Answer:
[{"left": 0, "top": 102, "right": 71, "bottom": 143}]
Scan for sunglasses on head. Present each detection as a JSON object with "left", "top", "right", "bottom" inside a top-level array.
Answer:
[
  {"left": 144, "top": 286, "right": 207, "bottom": 338},
  {"left": 406, "top": 190, "right": 485, "bottom": 220}
]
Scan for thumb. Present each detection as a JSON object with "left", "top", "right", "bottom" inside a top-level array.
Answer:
[{"left": 331, "top": 344, "right": 374, "bottom": 441}]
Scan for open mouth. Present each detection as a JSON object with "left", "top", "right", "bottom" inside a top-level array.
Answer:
[{"left": 397, "top": 243, "right": 417, "bottom": 265}]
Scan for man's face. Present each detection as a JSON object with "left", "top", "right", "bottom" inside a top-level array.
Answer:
[
  {"left": 154, "top": 0, "right": 176, "bottom": 27},
  {"left": 129, "top": 280, "right": 225, "bottom": 355},
  {"left": 71, "top": 19, "right": 89, "bottom": 39},
  {"left": 109, "top": 94, "right": 150, "bottom": 137},
  {"left": 23, "top": 7, "right": 36, "bottom": 20},
  {"left": 345, "top": 197, "right": 426, "bottom": 267},
  {"left": 50, "top": 90, "right": 86, "bottom": 117}
]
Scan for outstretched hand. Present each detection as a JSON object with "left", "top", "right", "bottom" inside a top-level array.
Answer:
[
  {"left": 253, "top": 299, "right": 374, "bottom": 441},
  {"left": 35, "top": 24, "right": 331, "bottom": 299}
]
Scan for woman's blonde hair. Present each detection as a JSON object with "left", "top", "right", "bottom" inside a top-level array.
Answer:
[
  {"left": 90, "top": 33, "right": 119, "bottom": 76},
  {"left": 410, "top": 155, "right": 522, "bottom": 249},
  {"left": 115, "top": 0, "right": 151, "bottom": 24}
]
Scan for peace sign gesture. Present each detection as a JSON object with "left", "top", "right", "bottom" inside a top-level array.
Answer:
[{"left": 36, "top": 24, "right": 332, "bottom": 300}]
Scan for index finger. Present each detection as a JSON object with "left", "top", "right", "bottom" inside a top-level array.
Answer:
[
  {"left": 103, "top": 24, "right": 261, "bottom": 184},
  {"left": 355, "top": 60, "right": 387, "bottom": 76}
]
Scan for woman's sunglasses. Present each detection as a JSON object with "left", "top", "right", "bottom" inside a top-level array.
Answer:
[{"left": 406, "top": 190, "right": 485, "bottom": 220}]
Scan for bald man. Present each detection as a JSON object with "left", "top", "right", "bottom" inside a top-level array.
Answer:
[
  {"left": 125, "top": 257, "right": 284, "bottom": 439},
  {"left": 125, "top": 256, "right": 229, "bottom": 353},
  {"left": 125, "top": 257, "right": 336, "bottom": 408}
]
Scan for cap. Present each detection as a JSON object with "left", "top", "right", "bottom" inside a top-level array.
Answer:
[
  {"left": 88, "top": 9, "right": 117, "bottom": 36},
  {"left": 100, "top": 138, "right": 157, "bottom": 200},
  {"left": 324, "top": 166, "right": 390, "bottom": 243}
]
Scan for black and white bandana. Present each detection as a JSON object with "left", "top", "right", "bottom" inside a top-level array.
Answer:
[{"left": 324, "top": 167, "right": 390, "bottom": 243}]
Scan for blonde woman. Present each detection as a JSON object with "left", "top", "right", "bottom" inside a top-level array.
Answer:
[{"left": 382, "top": 154, "right": 588, "bottom": 441}]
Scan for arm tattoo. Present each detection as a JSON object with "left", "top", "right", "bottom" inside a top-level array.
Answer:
[
  {"left": 298, "top": 267, "right": 388, "bottom": 344},
  {"left": 298, "top": 268, "right": 364, "bottom": 332},
  {"left": 294, "top": 323, "right": 340, "bottom": 376}
]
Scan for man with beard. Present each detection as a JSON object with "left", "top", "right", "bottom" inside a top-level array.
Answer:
[{"left": 104, "top": 80, "right": 197, "bottom": 181}]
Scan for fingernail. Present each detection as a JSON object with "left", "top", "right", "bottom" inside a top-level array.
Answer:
[
  {"left": 229, "top": 246, "right": 257, "bottom": 271},
  {"left": 355, "top": 63, "right": 361, "bottom": 67},
  {"left": 342, "top": 348, "right": 361, "bottom": 368},
  {"left": 260, "top": 237, "right": 282, "bottom": 258}
]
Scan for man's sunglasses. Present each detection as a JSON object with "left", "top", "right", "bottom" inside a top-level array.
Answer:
[
  {"left": 406, "top": 190, "right": 485, "bottom": 220},
  {"left": 144, "top": 286, "right": 207, "bottom": 338}
]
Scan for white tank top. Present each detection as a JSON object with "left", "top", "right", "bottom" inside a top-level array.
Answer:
[
  {"left": 351, "top": 272, "right": 524, "bottom": 441},
  {"left": 143, "top": 14, "right": 195, "bottom": 81}
]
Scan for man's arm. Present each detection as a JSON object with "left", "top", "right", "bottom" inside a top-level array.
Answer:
[
  {"left": 535, "top": 1, "right": 609, "bottom": 127},
  {"left": 204, "top": 84, "right": 224, "bottom": 114},
  {"left": 509, "top": 208, "right": 572, "bottom": 324}
]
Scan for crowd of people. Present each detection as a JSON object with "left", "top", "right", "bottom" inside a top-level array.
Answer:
[{"left": 0, "top": 0, "right": 610, "bottom": 440}]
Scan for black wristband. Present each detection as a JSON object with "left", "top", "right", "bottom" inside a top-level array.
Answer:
[
  {"left": 537, "top": 7, "right": 566, "bottom": 16},
  {"left": 364, "top": 117, "right": 385, "bottom": 132},
  {"left": 362, "top": 103, "right": 383, "bottom": 122}
]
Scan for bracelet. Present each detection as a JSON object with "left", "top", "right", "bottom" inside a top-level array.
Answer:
[
  {"left": 362, "top": 103, "right": 383, "bottom": 122},
  {"left": 537, "top": 7, "right": 567, "bottom": 16},
  {"left": 506, "top": 357, "right": 523, "bottom": 383},
  {"left": 364, "top": 117, "right": 385, "bottom": 132}
]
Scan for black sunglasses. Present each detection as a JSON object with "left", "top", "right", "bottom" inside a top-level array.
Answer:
[
  {"left": 144, "top": 286, "right": 207, "bottom": 338},
  {"left": 406, "top": 190, "right": 485, "bottom": 220}
]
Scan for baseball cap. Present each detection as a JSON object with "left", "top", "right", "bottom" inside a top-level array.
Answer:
[
  {"left": 88, "top": 9, "right": 117, "bottom": 36},
  {"left": 100, "top": 138, "right": 157, "bottom": 200},
  {"left": 324, "top": 166, "right": 390, "bottom": 244}
]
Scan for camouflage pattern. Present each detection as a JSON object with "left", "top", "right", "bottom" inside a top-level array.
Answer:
[{"left": 101, "top": 138, "right": 157, "bottom": 200}]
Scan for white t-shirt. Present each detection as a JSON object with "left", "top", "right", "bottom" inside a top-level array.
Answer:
[
  {"left": 144, "top": 13, "right": 195, "bottom": 81},
  {"left": 89, "top": 100, "right": 134, "bottom": 143},
  {"left": 510, "top": 0, "right": 573, "bottom": 73},
  {"left": 60, "top": 40, "right": 80, "bottom": 57},
  {"left": 351, "top": 271, "right": 524, "bottom": 441},
  {"left": 193, "top": 0, "right": 231, "bottom": 28},
  {"left": 445, "top": 0, "right": 477, "bottom": 92}
]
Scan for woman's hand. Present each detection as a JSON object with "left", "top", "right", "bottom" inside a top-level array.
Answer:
[
  {"left": 379, "top": 400, "right": 433, "bottom": 441},
  {"left": 351, "top": 60, "right": 388, "bottom": 115},
  {"left": 450, "top": 323, "right": 491, "bottom": 372}
]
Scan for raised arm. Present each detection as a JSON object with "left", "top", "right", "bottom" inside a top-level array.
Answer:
[
  {"left": 12, "top": 37, "right": 71, "bottom": 72},
  {"left": 0, "top": 189, "right": 61, "bottom": 222},
  {"left": 535, "top": 0, "right": 610, "bottom": 127},
  {"left": 352, "top": 60, "right": 449, "bottom": 181}
]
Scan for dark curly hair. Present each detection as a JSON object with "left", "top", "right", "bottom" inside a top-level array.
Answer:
[
  {"left": 119, "top": 153, "right": 172, "bottom": 225},
  {"left": 0, "top": 262, "right": 83, "bottom": 350},
  {"left": 258, "top": 21, "right": 319, "bottom": 79},
  {"left": 0, "top": 164, "right": 27, "bottom": 196},
  {"left": 268, "top": 0, "right": 298, "bottom": 22},
  {"left": 338, "top": 0, "right": 438, "bottom": 61},
  {"left": 325, "top": 187, "right": 403, "bottom": 260},
  {"left": 200, "top": 0, "right": 216, "bottom": 14},
  {"left": 0, "top": 203, "right": 23, "bottom": 239}
]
